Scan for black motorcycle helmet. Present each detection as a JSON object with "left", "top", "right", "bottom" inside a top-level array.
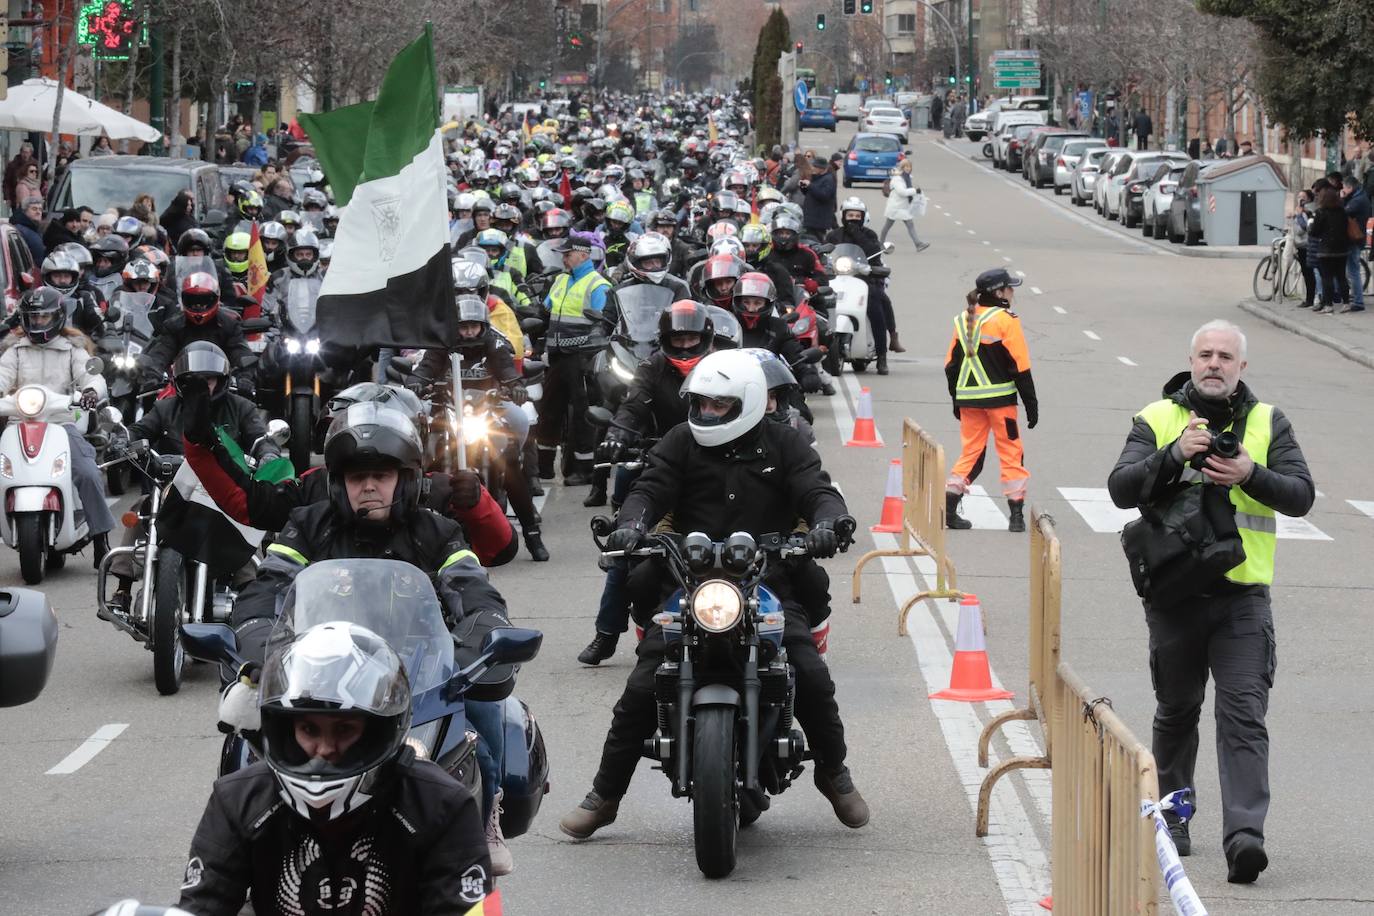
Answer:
[
  {"left": 322, "top": 403, "right": 424, "bottom": 527},
  {"left": 91, "top": 235, "right": 129, "bottom": 278},
  {"left": 323, "top": 382, "right": 425, "bottom": 429},
  {"left": 18, "top": 286, "right": 67, "bottom": 345},
  {"left": 172, "top": 341, "right": 231, "bottom": 403},
  {"left": 177, "top": 228, "right": 214, "bottom": 257},
  {"left": 658, "top": 299, "right": 715, "bottom": 375}
]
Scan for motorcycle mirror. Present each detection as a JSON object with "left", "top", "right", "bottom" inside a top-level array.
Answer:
[
  {"left": 480, "top": 627, "right": 544, "bottom": 666},
  {"left": 519, "top": 317, "right": 544, "bottom": 333},
  {"left": 814, "top": 243, "right": 835, "bottom": 255},
  {"left": 180, "top": 622, "right": 242, "bottom": 667},
  {"left": 101, "top": 405, "right": 124, "bottom": 426},
  {"left": 18, "top": 271, "right": 35, "bottom": 290},
  {"left": 783, "top": 310, "right": 801, "bottom": 324},
  {"left": 586, "top": 405, "right": 614, "bottom": 427},
  {"left": 85, "top": 357, "right": 104, "bottom": 375},
  {"left": 882, "top": 241, "right": 895, "bottom": 254},
  {"left": 799, "top": 347, "right": 824, "bottom": 364},
  {"left": 239, "top": 318, "right": 271, "bottom": 332},
  {"left": 0, "top": 589, "right": 58, "bottom": 708},
  {"left": 103, "top": 305, "right": 123, "bottom": 324},
  {"left": 266, "top": 418, "right": 290, "bottom": 445}
]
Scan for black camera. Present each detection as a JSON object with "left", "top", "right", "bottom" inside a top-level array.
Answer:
[{"left": 1189, "top": 429, "right": 1240, "bottom": 470}]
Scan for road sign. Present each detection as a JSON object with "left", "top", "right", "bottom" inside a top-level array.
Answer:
[
  {"left": 994, "top": 77, "right": 1043, "bottom": 89},
  {"left": 993, "top": 60, "right": 1039, "bottom": 71},
  {"left": 992, "top": 49, "right": 1040, "bottom": 60},
  {"left": 859, "top": 78, "right": 868, "bottom": 91},
  {"left": 794, "top": 80, "right": 809, "bottom": 112}
]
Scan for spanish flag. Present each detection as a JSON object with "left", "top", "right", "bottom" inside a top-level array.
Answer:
[
  {"left": 462, "top": 888, "right": 502, "bottom": 915},
  {"left": 522, "top": 111, "right": 533, "bottom": 144},
  {"left": 707, "top": 112, "right": 718, "bottom": 145},
  {"left": 246, "top": 222, "right": 270, "bottom": 305}
]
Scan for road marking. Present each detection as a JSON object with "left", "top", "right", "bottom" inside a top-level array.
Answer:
[
  {"left": 1014, "top": 270, "right": 1026, "bottom": 278},
  {"left": 1060, "top": 487, "right": 1331, "bottom": 539},
  {"left": 47, "top": 724, "right": 128, "bottom": 775},
  {"left": 1349, "top": 500, "right": 1374, "bottom": 519},
  {"left": 1002, "top": 256, "right": 1013, "bottom": 263},
  {"left": 1029, "top": 286, "right": 1043, "bottom": 295},
  {"left": 1117, "top": 356, "right": 1137, "bottom": 366},
  {"left": 1083, "top": 330, "right": 1101, "bottom": 340},
  {"left": 967, "top": 229, "right": 976, "bottom": 235},
  {"left": 1275, "top": 514, "right": 1332, "bottom": 541},
  {"left": 944, "top": 212, "right": 952, "bottom": 218},
  {"left": 826, "top": 378, "right": 857, "bottom": 445},
  {"left": 963, "top": 485, "right": 1010, "bottom": 528},
  {"left": 982, "top": 240, "right": 991, "bottom": 245},
  {"left": 955, "top": 220, "right": 963, "bottom": 226},
  {"left": 993, "top": 247, "right": 1001, "bottom": 252},
  {"left": 1052, "top": 306, "right": 1067, "bottom": 315}
]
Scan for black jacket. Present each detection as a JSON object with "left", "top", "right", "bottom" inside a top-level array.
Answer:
[
  {"left": 740, "top": 313, "right": 817, "bottom": 385},
  {"left": 140, "top": 311, "right": 255, "bottom": 385},
  {"left": 1108, "top": 372, "right": 1314, "bottom": 519},
  {"left": 413, "top": 327, "right": 520, "bottom": 392},
  {"left": 129, "top": 391, "right": 268, "bottom": 458},
  {"left": 618, "top": 420, "right": 847, "bottom": 541},
  {"left": 177, "top": 756, "right": 492, "bottom": 916},
  {"left": 746, "top": 255, "right": 800, "bottom": 308},
  {"left": 41, "top": 219, "right": 83, "bottom": 251},
  {"left": 825, "top": 223, "right": 885, "bottom": 262},
  {"left": 1310, "top": 203, "right": 1350, "bottom": 258},
  {"left": 613, "top": 352, "right": 691, "bottom": 438}
]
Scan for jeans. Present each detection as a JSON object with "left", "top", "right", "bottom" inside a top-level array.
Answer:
[
  {"left": 880, "top": 217, "right": 923, "bottom": 248},
  {"left": 466, "top": 699, "right": 506, "bottom": 822},
  {"left": 1317, "top": 255, "right": 1349, "bottom": 307},
  {"left": 1346, "top": 246, "right": 1365, "bottom": 307},
  {"left": 593, "top": 467, "right": 641, "bottom": 634},
  {"left": 65, "top": 424, "right": 114, "bottom": 536}
]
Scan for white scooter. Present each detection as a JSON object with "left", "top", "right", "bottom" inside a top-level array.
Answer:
[
  {"left": 824, "top": 242, "right": 893, "bottom": 376},
  {"left": 0, "top": 372, "right": 113, "bottom": 585}
]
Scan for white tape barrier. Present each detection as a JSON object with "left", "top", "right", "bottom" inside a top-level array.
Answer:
[{"left": 1141, "top": 790, "right": 1208, "bottom": 916}]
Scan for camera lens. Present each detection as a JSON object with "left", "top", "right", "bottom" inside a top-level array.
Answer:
[{"left": 1212, "top": 430, "right": 1241, "bottom": 459}]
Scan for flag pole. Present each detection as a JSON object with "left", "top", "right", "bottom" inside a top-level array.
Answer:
[{"left": 450, "top": 352, "right": 467, "bottom": 470}]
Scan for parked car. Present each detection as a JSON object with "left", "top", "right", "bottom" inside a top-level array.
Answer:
[
  {"left": 1091, "top": 149, "right": 1133, "bottom": 215},
  {"left": 0, "top": 223, "right": 38, "bottom": 316},
  {"left": 1028, "top": 131, "right": 1088, "bottom": 188},
  {"left": 1105, "top": 152, "right": 1189, "bottom": 224},
  {"left": 991, "top": 111, "right": 1048, "bottom": 169},
  {"left": 800, "top": 95, "right": 837, "bottom": 132},
  {"left": 1054, "top": 139, "right": 1108, "bottom": 195},
  {"left": 989, "top": 105, "right": 1047, "bottom": 146},
  {"left": 1020, "top": 127, "right": 1067, "bottom": 183},
  {"left": 858, "top": 96, "right": 895, "bottom": 119},
  {"left": 862, "top": 106, "right": 909, "bottom": 143},
  {"left": 1000, "top": 124, "right": 1040, "bottom": 173},
  {"left": 1141, "top": 163, "right": 1189, "bottom": 238},
  {"left": 1070, "top": 147, "right": 1114, "bottom": 206},
  {"left": 833, "top": 93, "right": 863, "bottom": 121},
  {"left": 894, "top": 91, "right": 922, "bottom": 124},
  {"left": 47, "top": 156, "right": 226, "bottom": 225},
  {"left": 842, "top": 132, "right": 906, "bottom": 187},
  {"left": 1167, "top": 159, "right": 1218, "bottom": 245},
  {"left": 964, "top": 98, "right": 1009, "bottom": 142}
]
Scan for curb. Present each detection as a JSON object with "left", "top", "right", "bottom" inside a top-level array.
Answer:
[{"left": 1237, "top": 298, "right": 1374, "bottom": 370}]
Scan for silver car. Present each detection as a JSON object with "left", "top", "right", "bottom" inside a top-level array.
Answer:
[
  {"left": 1069, "top": 147, "right": 1114, "bottom": 206},
  {"left": 1054, "top": 139, "right": 1108, "bottom": 195},
  {"left": 1142, "top": 163, "right": 1188, "bottom": 238}
]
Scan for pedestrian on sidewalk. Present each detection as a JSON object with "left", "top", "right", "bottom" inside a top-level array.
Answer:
[
  {"left": 1291, "top": 190, "right": 1316, "bottom": 308},
  {"left": 1340, "top": 175, "right": 1369, "bottom": 312},
  {"left": 1108, "top": 319, "right": 1314, "bottom": 885},
  {"left": 1309, "top": 186, "right": 1349, "bottom": 313},
  {"left": 1133, "top": 108, "right": 1153, "bottom": 150},
  {"left": 880, "top": 159, "right": 929, "bottom": 252}
]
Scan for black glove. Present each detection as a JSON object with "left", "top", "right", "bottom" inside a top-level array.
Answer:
[
  {"left": 806, "top": 519, "right": 839, "bottom": 559},
  {"left": 953, "top": 404, "right": 961, "bottom": 420},
  {"left": 505, "top": 382, "right": 528, "bottom": 405},
  {"left": 79, "top": 388, "right": 99, "bottom": 410},
  {"left": 179, "top": 375, "right": 215, "bottom": 445},
  {"left": 234, "top": 375, "right": 256, "bottom": 399},
  {"left": 800, "top": 372, "right": 823, "bottom": 394},
  {"left": 448, "top": 468, "right": 483, "bottom": 511},
  {"left": 596, "top": 429, "right": 635, "bottom": 464},
  {"left": 605, "top": 522, "right": 646, "bottom": 553},
  {"left": 1025, "top": 404, "right": 1038, "bottom": 429}
]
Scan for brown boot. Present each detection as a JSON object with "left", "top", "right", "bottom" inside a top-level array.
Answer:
[
  {"left": 559, "top": 791, "right": 620, "bottom": 839},
  {"left": 814, "top": 766, "right": 870, "bottom": 828},
  {"left": 888, "top": 331, "right": 906, "bottom": 353}
]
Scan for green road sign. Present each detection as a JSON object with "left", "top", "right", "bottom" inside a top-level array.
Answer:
[
  {"left": 994, "top": 77, "right": 1042, "bottom": 89},
  {"left": 993, "top": 61, "right": 1039, "bottom": 71}
]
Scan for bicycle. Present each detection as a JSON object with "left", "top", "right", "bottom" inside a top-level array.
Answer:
[{"left": 1252, "top": 225, "right": 1293, "bottom": 302}]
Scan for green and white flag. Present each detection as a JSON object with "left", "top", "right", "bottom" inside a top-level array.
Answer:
[{"left": 298, "top": 24, "right": 456, "bottom": 350}]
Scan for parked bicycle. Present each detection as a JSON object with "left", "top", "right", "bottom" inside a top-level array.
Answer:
[{"left": 1252, "top": 224, "right": 1301, "bottom": 302}]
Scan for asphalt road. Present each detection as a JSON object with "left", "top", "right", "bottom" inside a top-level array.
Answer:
[{"left": 2, "top": 122, "right": 1372, "bottom": 915}]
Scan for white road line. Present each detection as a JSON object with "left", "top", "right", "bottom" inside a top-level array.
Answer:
[
  {"left": 1002, "top": 256, "right": 1013, "bottom": 263},
  {"left": 955, "top": 220, "right": 963, "bottom": 225},
  {"left": 1014, "top": 270, "right": 1026, "bottom": 278},
  {"left": 827, "top": 379, "right": 856, "bottom": 445},
  {"left": 1083, "top": 330, "right": 1101, "bottom": 341},
  {"left": 1052, "top": 306, "right": 1067, "bottom": 315},
  {"left": 872, "top": 534, "right": 1051, "bottom": 911},
  {"left": 1029, "top": 286, "right": 1043, "bottom": 295},
  {"left": 967, "top": 229, "right": 977, "bottom": 236},
  {"left": 47, "top": 724, "right": 128, "bottom": 775},
  {"left": 1061, "top": 486, "right": 1331, "bottom": 539},
  {"left": 964, "top": 485, "right": 1010, "bottom": 528},
  {"left": 1276, "top": 515, "right": 1332, "bottom": 541},
  {"left": 993, "top": 248, "right": 1001, "bottom": 252},
  {"left": 982, "top": 240, "right": 991, "bottom": 245},
  {"left": 1349, "top": 499, "right": 1374, "bottom": 519},
  {"left": 1117, "top": 356, "right": 1137, "bottom": 366},
  {"left": 944, "top": 212, "right": 953, "bottom": 218}
]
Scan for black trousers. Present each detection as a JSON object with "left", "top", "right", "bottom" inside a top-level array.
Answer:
[
  {"left": 592, "top": 603, "right": 847, "bottom": 800},
  {"left": 536, "top": 350, "right": 595, "bottom": 459},
  {"left": 1146, "top": 587, "right": 1275, "bottom": 849}
]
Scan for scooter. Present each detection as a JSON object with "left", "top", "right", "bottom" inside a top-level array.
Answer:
[
  {"left": 824, "top": 243, "right": 891, "bottom": 376},
  {"left": 0, "top": 375, "right": 114, "bottom": 585}
]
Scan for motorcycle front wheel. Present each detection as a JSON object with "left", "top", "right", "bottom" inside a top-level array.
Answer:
[
  {"left": 288, "top": 392, "right": 314, "bottom": 474},
  {"left": 692, "top": 705, "right": 739, "bottom": 879},
  {"left": 15, "top": 513, "right": 46, "bottom": 584},
  {"left": 152, "top": 548, "right": 187, "bottom": 695}
]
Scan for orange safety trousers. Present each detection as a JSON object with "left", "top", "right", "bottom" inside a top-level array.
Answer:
[{"left": 946, "top": 405, "right": 1029, "bottom": 500}]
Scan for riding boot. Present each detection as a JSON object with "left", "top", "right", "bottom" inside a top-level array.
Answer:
[
  {"left": 1008, "top": 499, "right": 1026, "bottom": 533},
  {"left": 92, "top": 532, "right": 110, "bottom": 568},
  {"left": 523, "top": 529, "right": 550, "bottom": 562},
  {"left": 584, "top": 466, "right": 609, "bottom": 507},
  {"left": 564, "top": 459, "right": 594, "bottom": 487},
  {"left": 888, "top": 330, "right": 906, "bottom": 353},
  {"left": 946, "top": 491, "right": 973, "bottom": 529},
  {"left": 536, "top": 445, "right": 557, "bottom": 481},
  {"left": 876, "top": 355, "right": 889, "bottom": 375},
  {"left": 525, "top": 437, "right": 544, "bottom": 495}
]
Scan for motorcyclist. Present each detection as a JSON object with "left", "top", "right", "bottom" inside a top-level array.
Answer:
[
  {"left": 270, "top": 227, "right": 322, "bottom": 287},
  {"left": 177, "top": 620, "right": 495, "bottom": 915},
  {"left": 696, "top": 252, "right": 745, "bottom": 310},
  {"left": 826, "top": 197, "right": 896, "bottom": 375},
  {"left": 648, "top": 208, "right": 699, "bottom": 271},
  {"left": 475, "top": 229, "right": 532, "bottom": 313},
  {"left": 221, "top": 231, "right": 252, "bottom": 293},
  {"left": 139, "top": 272, "right": 255, "bottom": 393},
  {"left": 764, "top": 213, "right": 827, "bottom": 302},
  {"left": 576, "top": 299, "right": 715, "bottom": 666},
  {"left": 39, "top": 251, "right": 107, "bottom": 339},
  {"left": 454, "top": 197, "right": 495, "bottom": 249},
  {"left": 739, "top": 222, "right": 797, "bottom": 307},
  {"left": 409, "top": 294, "right": 548, "bottom": 562},
  {"left": 602, "top": 200, "right": 638, "bottom": 269},
  {"left": 176, "top": 228, "right": 237, "bottom": 297},
  {"left": 452, "top": 257, "right": 524, "bottom": 360},
  {"left": 732, "top": 272, "right": 822, "bottom": 394},
  {"left": 490, "top": 203, "right": 538, "bottom": 279},
  {"left": 559, "top": 349, "right": 869, "bottom": 838},
  {"left": 259, "top": 220, "right": 289, "bottom": 273},
  {"left": 0, "top": 287, "right": 114, "bottom": 564},
  {"left": 611, "top": 232, "right": 691, "bottom": 300},
  {"left": 90, "top": 235, "right": 130, "bottom": 300},
  {"left": 540, "top": 207, "right": 573, "bottom": 242}
]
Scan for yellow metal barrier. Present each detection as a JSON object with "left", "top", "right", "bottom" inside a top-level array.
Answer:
[
  {"left": 851, "top": 418, "right": 965, "bottom": 635},
  {"left": 976, "top": 508, "right": 1060, "bottom": 835}
]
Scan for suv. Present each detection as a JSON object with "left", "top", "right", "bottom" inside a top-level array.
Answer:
[
  {"left": 0, "top": 223, "right": 38, "bottom": 315},
  {"left": 47, "top": 156, "right": 226, "bottom": 225}
]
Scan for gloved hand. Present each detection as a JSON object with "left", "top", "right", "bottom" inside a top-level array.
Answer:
[
  {"left": 952, "top": 404, "right": 961, "bottom": 420},
  {"left": 800, "top": 372, "right": 823, "bottom": 394},
  {"left": 605, "top": 521, "right": 646, "bottom": 553},
  {"left": 234, "top": 376, "right": 256, "bottom": 399},
  {"left": 217, "top": 662, "right": 262, "bottom": 734},
  {"left": 1025, "top": 403, "right": 1038, "bottom": 429},
  {"left": 506, "top": 382, "right": 528, "bottom": 405},
  {"left": 448, "top": 468, "right": 483, "bottom": 511},
  {"left": 596, "top": 430, "right": 631, "bottom": 465},
  {"left": 79, "top": 388, "right": 100, "bottom": 410},
  {"left": 179, "top": 375, "right": 215, "bottom": 446},
  {"left": 806, "top": 519, "right": 839, "bottom": 559}
]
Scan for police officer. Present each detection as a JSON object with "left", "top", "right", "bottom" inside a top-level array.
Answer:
[
  {"left": 944, "top": 268, "right": 1037, "bottom": 532},
  {"left": 559, "top": 350, "right": 869, "bottom": 838},
  {"left": 1108, "top": 320, "right": 1313, "bottom": 884}
]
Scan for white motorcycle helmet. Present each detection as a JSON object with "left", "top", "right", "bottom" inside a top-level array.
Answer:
[
  {"left": 258, "top": 621, "right": 411, "bottom": 822},
  {"left": 680, "top": 349, "right": 768, "bottom": 448},
  {"left": 840, "top": 196, "right": 868, "bottom": 225}
]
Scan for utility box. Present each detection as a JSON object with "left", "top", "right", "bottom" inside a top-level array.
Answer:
[{"left": 1195, "top": 156, "right": 1288, "bottom": 247}]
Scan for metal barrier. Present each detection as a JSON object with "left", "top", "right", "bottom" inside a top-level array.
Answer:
[
  {"left": 975, "top": 509, "right": 1060, "bottom": 835},
  {"left": 851, "top": 418, "right": 965, "bottom": 635}
]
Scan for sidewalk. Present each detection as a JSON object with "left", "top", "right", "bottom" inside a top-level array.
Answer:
[{"left": 1238, "top": 296, "right": 1374, "bottom": 369}]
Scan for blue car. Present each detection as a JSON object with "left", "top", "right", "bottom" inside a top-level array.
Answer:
[
  {"left": 842, "top": 132, "right": 905, "bottom": 187},
  {"left": 800, "top": 96, "right": 837, "bottom": 132}
]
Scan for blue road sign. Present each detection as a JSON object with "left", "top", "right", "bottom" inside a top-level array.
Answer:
[{"left": 794, "top": 80, "right": 809, "bottom": 112}]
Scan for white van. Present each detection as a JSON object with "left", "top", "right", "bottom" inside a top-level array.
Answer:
[{"left": 833, "top": 93, "right": 862, "bottom": 121}]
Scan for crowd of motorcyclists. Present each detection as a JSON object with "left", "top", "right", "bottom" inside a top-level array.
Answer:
[{"left": 5, "top": 86, "right": 903, "bottom": 914}]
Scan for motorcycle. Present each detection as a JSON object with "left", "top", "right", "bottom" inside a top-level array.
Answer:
[
  {"left": 824, "top": 243, "right": 891, "bottom": 376},
  {"left": 98, "top": 292, "right": 158, "bottom": 478},
  {"left": 263, "top": 274, "right": 327, "bottom": 472},
  {"left": 0, "top": 587, "right": 58, "bottom": 708},
  {"left": 783, "top": 283, "right": 827, "bottom": 353},
  {"left": 182, "top": 558, "right": 551, "bottom": 839},
  {"left": 0, "top": 377, "right": 118, "bottom": 584},
  {"left": 591, "top": 516, "right": 856, "bottom": 878},
  {"left": 590, "top": 285, "right": 673, "bottom": 409},
  {"left": 421, "top": 358, "right": 516, "bottom": 510}
]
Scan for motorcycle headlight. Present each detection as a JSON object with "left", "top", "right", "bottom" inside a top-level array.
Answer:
[
  {"left": 793, "top": 317, "right": 811, "bottom": 334},
  {"left": 691, "top": 579, "right": 743, "bottom": 633},
  {"left": 285, "top": 338, "right": 303, "bottom": 355},
  {"left": 305, "top": 338, "right": 321, "bottom": 354},
  {"left": 51, "top": 451, "right": 67, "bottom": 477},
  {"left": 15, "top": 386, "right": 45, "bottom": 418},
  {"left": 833, "top": 256, "right": 855, "bottom": 275},
  {"left": 404, "top": 720, "right": 442, "bottom": 761},
  {"left": 463, "top": 413, "right": 490, "bottom": 443},
  {"left": 610, "top": 356, "right": 636, "bottom": 382}
]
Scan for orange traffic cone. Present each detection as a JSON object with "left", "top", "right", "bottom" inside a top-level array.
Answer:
[
  {"left": 930, "top": 595, "right": 1014, "bottom": 702},
  {"left": 1038, "top": 896, "right": 1052, "bottom": 910},
  {"left": 871, "top": 458, "right": 904, "bottom": 533},
  {"left": 845, "top": 387, "right": 883, "bottom": 447}
]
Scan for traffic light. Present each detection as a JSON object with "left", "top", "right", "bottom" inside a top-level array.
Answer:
[
  {"left": 539, "top": 78, "right": 547, "bottom": 89},
  {"left": 884, "top": 72, "right": 893, "bottom": 87},
  {"left": 795, "top": 41, "right": 804, "bottom": 54},
  {"left": 948, "top": 66, "right": 956, "bottom": 85},
  {"left": 860, "top": 0, "right": 874, "bottom": 13},
  {"left": 843, "top": 0, "right": 856, "bottom": 13},
  {"left": 816, "top": 13, "right": 826, "bottom": 30},
  {"left": 569, "top": 31, "right": 583, "bottom": 48}
]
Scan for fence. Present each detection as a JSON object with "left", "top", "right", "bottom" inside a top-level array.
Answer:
[{"left": 851, "top": 418, "right": 965, "bottom": 635}]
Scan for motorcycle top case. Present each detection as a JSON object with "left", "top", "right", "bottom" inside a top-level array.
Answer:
[
  {"left": 0, "top": 588, "right": 58, "bottom": 707},
  {"left": 451, "top": 606, "right": 520, "bottom": 702}
]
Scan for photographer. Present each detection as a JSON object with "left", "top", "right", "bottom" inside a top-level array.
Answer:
[{"left": 1108, "top": 320, "right": 1314, "bottom": 885}]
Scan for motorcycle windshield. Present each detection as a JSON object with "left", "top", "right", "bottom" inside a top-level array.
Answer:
[
  {"left": 829, "top": 243, "right": 868, "bottom": 275},
  {"left": 300, "top": 211, "right": 326, "bottom": 233},
  {"left": 286, "top": 277, "right": 318, "bottom": 335},
  {"left": 613, "top": 285, "right": 673, "bottom": 347},
  {"left": 174, "top": 254, "right": 218, "bottom": 287},
  {"left": 535, "top": 240, "right": 564, "bottom": 273},
  {"left": 109, "top": 291, "right": 155, "bottom": 340},
  {"left": 265, "top": 559, "right": 455, "bottom": 695}
]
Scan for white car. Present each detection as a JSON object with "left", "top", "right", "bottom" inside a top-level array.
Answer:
[
  {"left": 991, "top": 112, "right": 1046, "bottom": 169},
  {"left": 1053, "top": 139, "right": 1108, "bottom": 195},
  {"left": 964, "top": 99, "right": 1008, "bottom": 142},
  {"left": 1141, "top": 163, "right": 1188, "bottom": 238},
  {"left": 1104, "top": 152, "right": 1189, "bottom": 222},
  {"left": 862, "top": 106, "right": 909, "bottom": 143},
  {"left": 1070, "top": 147, "right": 1113, "bottom": 206},
  {"left": 1092, "top": 149, "right": 1132, "bottom": 215}
]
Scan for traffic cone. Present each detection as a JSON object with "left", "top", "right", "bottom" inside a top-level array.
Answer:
[
  {"left": 871, "top": 458, "right": 904, "bottom": 533},
  {"left": 1038, "top": 896, "right": 1052, "bottom": 910},
  {"left": 930, "top": 595, "right": 1014, "bottom": 702},
  {"left": 845, "top": 387, "right": 883, "bottom": 447}
]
